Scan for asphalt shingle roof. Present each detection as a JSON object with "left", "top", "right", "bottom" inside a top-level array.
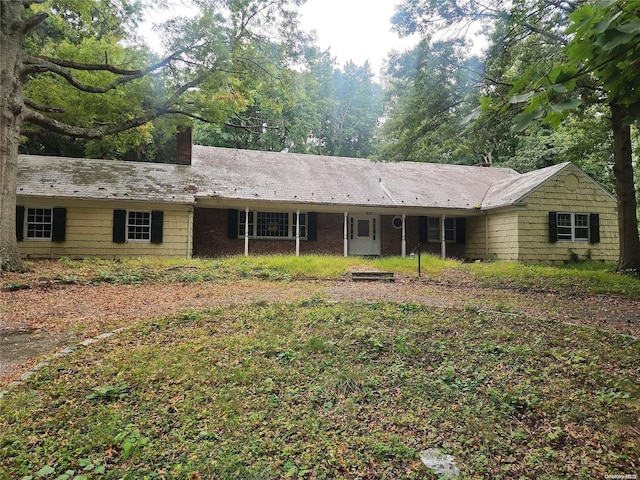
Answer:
[
  {"left": 481, "top": 162, "right": 570, "bottom": 210},
  {"left": 189, "top": 146, "right": 520, "bottom": 209},
  {"left": 17, "top": 154, "right": 204, "bottom": 204},
  {"left": 17, "top": 146, "right": 569, "bottom": 211}
]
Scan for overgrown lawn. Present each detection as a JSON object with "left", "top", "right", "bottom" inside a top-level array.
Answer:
[
  {"left": 1, "top": 301, "right": 637, "bottom": 479},
  {"left": 5, "top": 255, "right": 640, "bottom": 298}
]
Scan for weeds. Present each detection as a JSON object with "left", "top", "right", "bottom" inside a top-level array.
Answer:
[
  {"left": 6, "top": 256, "right": 640, "bottom": 297},
  {"left": 1, "top": 302, "right": 637, "bottom": 479}
]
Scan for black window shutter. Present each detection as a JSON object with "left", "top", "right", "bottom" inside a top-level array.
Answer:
[
  {"left": 113, "top": 209, "right": 127, "bottom": 243},
  {"left": 589, "top": 213, "right": 600, "bottom": 244},
  {"left": 16, "top": 206, "right": 25, "bottom": 242},
  {"left": 419, "top": 216, "right": 428, "bottom": 243},
  {"left": 52, "top": 208, "right": 67, "bottom": 242},
  {"left": 151, "top": 210, "right": 164, "bottom": 244},
  {"left": 307, "top": 212, "right": 318, "bottom": 241},
  {"left": 455, "top": 217, "right": 466, "bottom": 244},
  {"left": 228, "top": 209, "right": 239, "bottom": 239},
  {"left": 548, "top": 212, "right": 558, "bottom": 243}
]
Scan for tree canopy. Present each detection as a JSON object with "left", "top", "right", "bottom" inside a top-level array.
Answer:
[{"left": 388, "top": 0, "right": 640, "bottom": 270}]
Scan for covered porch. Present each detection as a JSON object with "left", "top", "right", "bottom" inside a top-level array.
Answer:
[{"left": 192, "top": 201, "right": 471, "bottom": 260}]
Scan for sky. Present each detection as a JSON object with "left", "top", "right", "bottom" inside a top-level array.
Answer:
[
  {"left": 140, "top": 0, "right": 419, "bottom": 78},
  {"left": 297, "top": 0, "right": 419, "bottom": 76}
]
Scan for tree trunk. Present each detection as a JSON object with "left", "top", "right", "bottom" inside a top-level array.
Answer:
[
  {"left": 1, "top": 1, "right": 27, "bottom": 272},
  {"left": 610, "top": 103, "right": 640, "bottom": 271}
]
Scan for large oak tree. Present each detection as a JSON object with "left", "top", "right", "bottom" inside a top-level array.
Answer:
[{"left": 0, "top": 0, "right": 304, "bottom": 272}]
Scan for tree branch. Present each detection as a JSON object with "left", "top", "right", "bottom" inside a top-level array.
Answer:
[
  {"left": 21, "top": 53, "right": 182, "bottom": 93},
  {"left": 23, "top": 106, "right": 169, "bottom": 138},
  {"left": 521, "top": 20, "right": 568, "bottom": 45},
  {"left": 165, "top": 109, "right": 215, "bottom": 124},
  {"left": 21, "top": 71, "right": 211, "bottom": 138},
  {"left": 29, "top": 53, "right": 184, "bottom": 75},
  {"left": 24, "top": 99, "right": 65, "bottom": 114},
  {"left": 23, "top": 12, "right": 48, "bottom": 34}
]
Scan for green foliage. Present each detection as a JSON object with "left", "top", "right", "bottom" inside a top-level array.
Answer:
[
  {"left": 380, "top": 39, "right": 485, "bottom": 164},
  {"left": 112, "top": 425, "right": 150, "bottom": 460},
  {"left": 85, "top": 382, "right": 129, "bottom": 401},
  {"left": 567, "top": 0, "right": 640, "bottom": 120},
  {"left": 1, "top": 301, "right": 637, "bottom": 478},
  {"left": 8, "top": 255, "right": 640, "bottom": 297}
]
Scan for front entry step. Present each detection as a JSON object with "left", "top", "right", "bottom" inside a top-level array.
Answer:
[{"left": 350, "top": 271, "right": 395, "bottom": 282}]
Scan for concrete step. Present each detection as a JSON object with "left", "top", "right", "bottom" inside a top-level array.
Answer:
[{"left": 350, "top": 271, "right": 395, "bottom": 282}]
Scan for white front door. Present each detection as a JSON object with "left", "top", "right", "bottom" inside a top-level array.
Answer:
[{"left": 348, "top": 215, "right": 381, "bottom": 256}]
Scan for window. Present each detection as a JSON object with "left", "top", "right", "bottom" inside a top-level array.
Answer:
[
  {"left": 551, "top": 212, "right": 593, "bottom": 242},
  {"left": 293, "top": 213, "right": 307, "bottom": 238},
  {"left": 26, "top": 208, "right": 53, "bottom": 239},
  {"left": 420, "top": 216, "right": 465, "bottom": 244},
  {"left": 112, "top": 210, "right": 163, "bottom": 244},
  {"left": 427, "top": 217, "right": 455, "bottom": 243},
  {"left": 238, "top": 211, "right": 307, "bottom": 239},
  {"left": 257, "top": 212, "right": 288, "bottom": 237},
  {"left": 357, "top": 219, "right": 370, "bottom": 237},
  {"left": 16, "top": 207, "right": 66, "bottom": 242},
  {"left": 127, "top": 211, "right": 151, "bottom": 241}
]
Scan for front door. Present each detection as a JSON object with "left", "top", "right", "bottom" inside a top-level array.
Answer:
[{"left": 348, "top": 215, "right": 381, "bottom": 256}]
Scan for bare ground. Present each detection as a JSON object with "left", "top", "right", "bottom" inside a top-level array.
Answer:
[{"left": 2, "top": 271, "right": 639, "bottom": 387}]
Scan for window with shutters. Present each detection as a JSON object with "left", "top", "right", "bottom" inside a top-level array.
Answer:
[
  {"left": 127, "top": 211, "right": 152, "bottom": 241},
  {"left": 556, "top": 212, "right": 590, "bottom": 242},
  {"left": 426, "top": 217, "right": 455, "bottom": 243},
  {"left": 113, "top": 210, "right": 162, "bottom": 244},
  {"left": 238, "top": 211, "right": 307, "bottom": 239},
  {"left": 26, "top": 208, "right": 53, "bottom": 240}
]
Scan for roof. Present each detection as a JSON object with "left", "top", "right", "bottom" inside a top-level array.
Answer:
[
  {"left": 189, "top": 146, "right": 519, "bottom": 209},
  {"left": 17, "top": 154, "right": 205, "bottom": 204},
  {"left": 17, "top": 147, "right": 585, "bottom": 212},
  {"left": 481, "top": 162, "right": 571, "bottom": 210}
]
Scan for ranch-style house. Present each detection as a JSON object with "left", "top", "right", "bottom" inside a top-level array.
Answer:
[{"left": 15, "top": 140, "right": 619, "bottom": 263}]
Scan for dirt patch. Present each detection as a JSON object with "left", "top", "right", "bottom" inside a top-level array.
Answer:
[{"left": 1, "top": 275, "right": 638, "bottom": 387}]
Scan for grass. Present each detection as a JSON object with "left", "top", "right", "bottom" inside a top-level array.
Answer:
[
  {"left": 1, "top": 301, "right": 638, "bottom": 479},
  {"left": 5, "top": 255, "right": 640, "bottom": 297},
  {"left": 1, "top": 256, "right": 639, "bottom": 478},
  {"left": 465, "top": 260, "right": 640, "bottom": 296}
]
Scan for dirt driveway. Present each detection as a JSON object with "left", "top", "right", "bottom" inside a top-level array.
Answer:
[{"left": 2, "top": 275, "right": 639, "bottom": 387}]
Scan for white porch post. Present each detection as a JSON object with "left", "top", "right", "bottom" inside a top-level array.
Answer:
[
  {"left": 401, "top": 213, "right": 406, "bottom": 257},
  {"left": 244, "top": 207, "right": 249, "bottom": 256},
  {"left": 343, "top": 212, "right": 348, "bottom": 257},
  {"left": 440, "top": 214, "right": 446, "bottom": 259},
  {"left": 295, "top": 209, "right": 300, "bottom": 257}
]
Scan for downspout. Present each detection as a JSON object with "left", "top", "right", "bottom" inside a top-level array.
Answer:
[
  {"left": 343, "top": 212, "right": 348, "bottom": 257},
  {"left": 401, "top": 213, "right": 406, "bottom": 257},
  {"left": 244, "top": 207, "right": 249, "bottom": 257},
  {"left": 440, "top": 214, "right": 446, "bottom": 259},
  {"left": 295, "top": 209, "right": 300, "bottom": 257}
]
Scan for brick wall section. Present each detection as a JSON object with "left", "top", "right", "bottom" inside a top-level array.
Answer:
[
  {"left": 194, "top": 209, "right": 347, "bottom": 257},
  {"left": 381, "top": 215, "right": 467, "bottom": 258},
  {"left": 193, "top": 208, "right": 237, "bottom": 257},
  {"left": 175, "top": 127, "right": 192, "bottom": 165},
  {"left": 193, "top": 208, "right": 471, "bottom": 258}
]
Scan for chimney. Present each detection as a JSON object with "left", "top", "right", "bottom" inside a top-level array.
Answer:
[{"left": 175, "top": 126, "right": 192, "bottom": 165}]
